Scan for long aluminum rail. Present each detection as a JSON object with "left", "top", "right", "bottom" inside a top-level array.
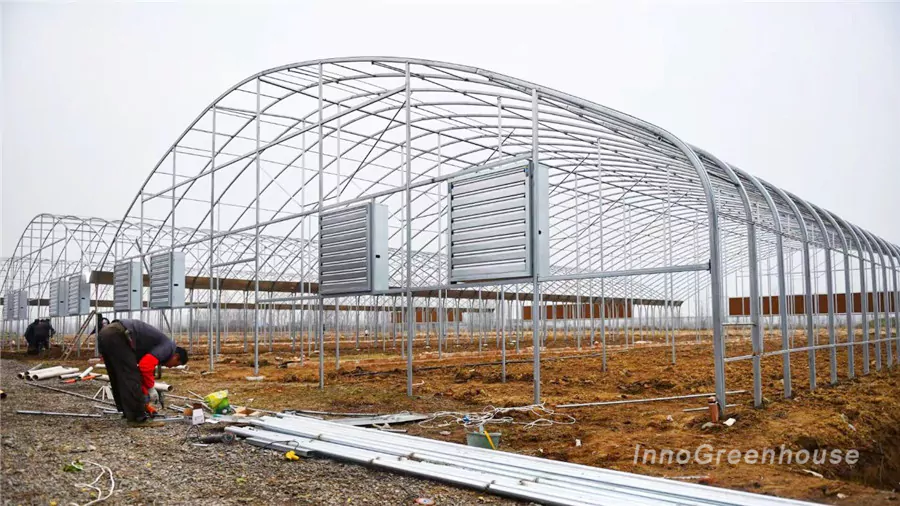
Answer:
[{"left": 227, "top": 414, "right": 816, "bottom": 506}]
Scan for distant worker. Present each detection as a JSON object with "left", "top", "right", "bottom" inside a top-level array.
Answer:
[
  {"left": 88, "top": 317, "right": 111, "bottom": 336},
  {"left": 24, "top": 319, "right": 39, "bottom": 354},
  {"left": 33, "top": 319, "right": 55, "bottom": 354},
  {"left": 98, "top": 319, "right": 188, "bottom": 427}
]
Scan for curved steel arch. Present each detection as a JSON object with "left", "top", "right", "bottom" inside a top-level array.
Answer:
[{"left": 3, "top": 57, "right": 898, "bottom": 409}]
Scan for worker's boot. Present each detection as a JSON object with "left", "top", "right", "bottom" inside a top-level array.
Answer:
[{"left": 127, "top": 418, "right": 164, "bottom": 428}]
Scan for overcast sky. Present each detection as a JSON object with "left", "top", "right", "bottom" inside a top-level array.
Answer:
[{"left": 2, "top": 1, "right": 898, "bottom": 258}]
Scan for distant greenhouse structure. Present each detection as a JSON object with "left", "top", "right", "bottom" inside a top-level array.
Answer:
[{"left": 2, "top": 57, "right": 898, "bottom": 413}]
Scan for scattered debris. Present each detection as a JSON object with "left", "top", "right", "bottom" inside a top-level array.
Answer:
[
  {"left": 701, "top": 422, "right": 715, "bottom": 430},
  {"left": 25, "top": 382, "right": 115, "bottom": 406},
  {"left": 63, "top": 460, "right": 84, "bottom": 472},
  {"left": 466, "top": 430, "right": 501, "bottom": 449},
  {"left": 708, "top": 396, "right": 720, "bottom": 423},
  {"left": 575, "top": 439, "right": 582, "bottom": 447},
  {"left": 840, "top": 414, "right": 856, "bottom": 432},
  {"left": 420, "top": 404, "right": 576, "bottom": 430},
  {"left": 802, "top": 469, "right": 825, "bottom": 479},
  {"left": 197, "top": 433, "right": 236, "bottom": 445},
  {"left": 670, "top": 475, "right": 712, "bottom": 481},
  {"left": 333, "top": 413, "right": 428, "bottom": 427},
  {"left": 284, "top": 450, "right": 301, "bottom": 461},
  {"left": 17, "top": 410, "right": 103, "bottom": 418},
  {"left": 69, "top": 460, "right": 115, "bottom": 505},
  {"left": 414, "top": 499, "right": 435, "bottom": 505},
  {"left": 204, "top": 390, "right": 233, "bottom": 414},
  {"left": 723, "top": 418, "right": 736, "bottom": 427}
]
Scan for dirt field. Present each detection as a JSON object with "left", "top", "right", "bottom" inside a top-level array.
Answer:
[
  {"left": 2, "top": 328, "right": 899, "bottom": 505},
  {"left": 0, "top": 358, "right": 524, "bottom": 506}
]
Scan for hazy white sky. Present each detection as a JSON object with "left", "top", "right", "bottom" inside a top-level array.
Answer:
[{"left": 2, "top": 1, "right": 899, "bottom": 258}]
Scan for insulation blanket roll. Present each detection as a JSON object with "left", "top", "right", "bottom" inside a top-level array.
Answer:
[{"left": 227, "top": 415, "right": 818, "bottom": 506}]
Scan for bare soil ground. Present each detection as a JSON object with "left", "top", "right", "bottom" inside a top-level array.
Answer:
[
  {"left": 0, "top": 358, "right": 523, "bottom": 506},
  {"left": 3, "top": 327, "right": 899, "bottom": 505}
]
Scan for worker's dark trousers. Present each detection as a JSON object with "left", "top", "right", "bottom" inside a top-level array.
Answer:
[{"left": 98, "top": 326, "right": 146, "bottom": 422}]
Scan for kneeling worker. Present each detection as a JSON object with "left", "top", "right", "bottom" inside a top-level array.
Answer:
[{"left": 98, "top": 319, "right": 188, "bottom": 427}]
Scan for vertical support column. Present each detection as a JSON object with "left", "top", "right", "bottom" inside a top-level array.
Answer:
[
  {"left": 208, "top": 104, "right": 217, "bottom": 372},
  {"left": 859, "top": 243, "right": 870, "bottom": 375},
  {"left": 877, "top": 244, "right": 893, "bottom": 366},
  {"left": 317, "top": 62, "right": 325, "bottom": 389},
  {"left": 335, "top": 297, "right": 341, "bottom": 369},
  {"left": 574, "top": 165, "right": 582, "bottom": 351},
  {"left": 291, "top": 299, "right": 296, "bottom": 353},
  {"left": 597, "top": 139, "right": 607, "bottom": 371},
  {"left": 800, "top": 203, "right": 839, "bottom": 385},
  {"left": 871, "top": 238, "right": 892, "bottom": 366},
  {"left": 706, "top": 156, "right": 763, "bottom": 406},
  {"left": 531, "top": 87, "right": 542, "bottom": 405},
  {"left": 868, "top": 242, "right": 883, "bottom": 370},
  {"left": 824, "top": 243, "right": 838, "bottom": 384},
  {"left": 437, "top": 133, "right": 445, "bottom": 359},
  {"left": 252, "top": 77, "right": 262, "bottom": 378},
  {"left": 842, "top": 243, "right": 855, "bottom": 378},
  {"left": 405, "top": 62, "right": 414, "bottom": 397},
  {"left": 745, "top": 211, "right": 763, "bottom": 406},
  {"left": 501, "top": 287, "right": 506, "bottom": 383},
  {"left": 242, "top": 291, "right": 248, "bottom": 353},
  {"left": 782, "top": 191, "right": 816, "bottom": 390},
  {"left": 666, "top": 166, "right": 675, "bottom": 364},
  {"left": 743, "top": 174, "right": 791, "bottom": 398}
]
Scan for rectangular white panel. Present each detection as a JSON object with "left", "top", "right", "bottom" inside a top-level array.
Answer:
[
  {"left": 319, "top": 202, "right": 388, "bottom": 295},
  {"left": 449, "top": 160, "right": 549, "bottom": 283},
  {"left": 531, "top": 161, "right": 550, "bottom": 277},
  {"left": 48, "top": 281, "right": 59, "bottom": 317},
  {"left": 370, "top": 203, "right": 389, "bottom": 292},
  {"left": 17, "top": 290, "right": 29, "bottom": 320},
  {"left": 149, "top": 252, "right": 185, "bottom": 309},
  {"left": 114, "top": 261, "right": 143, "bottom": 311},
  {"left": 67, "top": 274, "right": 90, "bottom": 316},
  {"left": 4, "top": 291, "right": 13, "bottom": 320},
  {"left": 56, "top": 278, "right": 68, "bottom": 317}
]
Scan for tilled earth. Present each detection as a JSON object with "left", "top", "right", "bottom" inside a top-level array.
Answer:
[{"left": 0, "top": 359, "right": 524, "bottom": 506}]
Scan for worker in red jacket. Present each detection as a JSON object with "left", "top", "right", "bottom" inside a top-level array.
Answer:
[{"left": 98, "top": 319, "right": 188, "bottom": 427}]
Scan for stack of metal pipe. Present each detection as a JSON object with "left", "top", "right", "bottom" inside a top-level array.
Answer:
[
  {"left": 19, "top": 365, "right": 80, "bottom": 381},
  {"left": 227, "top": 415, "right": 815, "bottom": 506}
]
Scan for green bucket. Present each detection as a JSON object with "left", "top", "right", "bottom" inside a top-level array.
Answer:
[{"left": 466, "top": 431, "right": 502, "bottom": 449}]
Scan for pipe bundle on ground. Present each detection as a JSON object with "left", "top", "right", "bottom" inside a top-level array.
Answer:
[
  {"left": 93, "top": 376, "right": 170, "bottom": 392},
  {"left": 228, "top": 415, "right": 817, "bottom": 506},
  {"left": 22, "top": 366, "right": 80, "bottom": 381}
]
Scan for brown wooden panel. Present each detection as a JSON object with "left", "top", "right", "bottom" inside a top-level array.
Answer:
[
  {"left": 390, "top": 308, "right": 467, "bottom": 323},
  {"left": 729, "top": 291, "right": 898, "bottom": 316},
  {"left": 523, "top": 302, "right": 632, "bottom": 320}
]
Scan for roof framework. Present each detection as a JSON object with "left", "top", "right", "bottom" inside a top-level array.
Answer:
[{"left": 2, "top": 57, "right": 898, "bottom": 408}]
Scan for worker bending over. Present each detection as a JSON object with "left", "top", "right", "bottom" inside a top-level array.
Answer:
[{"left": 98, "top": 319, "right": 188, "bottom": 427}]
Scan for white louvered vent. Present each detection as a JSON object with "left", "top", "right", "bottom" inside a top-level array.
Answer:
[
  {"left": 49, "top": 281, "right": 60, "bottom": 317},
  {"left": 448, "top": 160, "right": 548, "bottom": 283},
  {"left": 149, "top": 252, "right": 185, "bottom": 309},
  {"left": 114, "top": 261, "right": 142, "bottom": 311},
  {"left": 318, "top": 202, "right": 388, "bottom": 295},
  {"left": 67, "top": 274, "right": 90, "bottom": 316}
]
